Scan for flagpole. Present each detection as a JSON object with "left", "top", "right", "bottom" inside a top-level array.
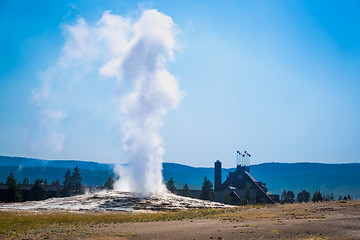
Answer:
[{"left": 236, "top": 151, "right": 238, "bottom": 167}]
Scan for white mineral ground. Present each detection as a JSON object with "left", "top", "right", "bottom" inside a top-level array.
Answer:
[{"left": 0, "top": 191, "right": 231, "bottom": 212}]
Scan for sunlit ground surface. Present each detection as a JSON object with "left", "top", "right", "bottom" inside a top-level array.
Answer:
[{"left": 0, "top": 193, "right": 359, "bottom": 239}]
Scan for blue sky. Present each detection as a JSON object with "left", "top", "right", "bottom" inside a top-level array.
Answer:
[{"left": 0, "top": 0, "right": 359, "bottom": 167}]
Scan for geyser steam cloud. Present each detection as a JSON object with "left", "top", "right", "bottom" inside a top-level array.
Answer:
[
  {"left": 32, "top": 9, "right": 183, "bottom": 194},
  {"left": 111, "top": 10, "right": 184, "bottom": 194}
]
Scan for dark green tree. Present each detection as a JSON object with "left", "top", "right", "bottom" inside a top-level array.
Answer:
[
  {"left": 44, "top": 179, "right": 48, "bottom": 185},
  {"left": 22, "top": 178, "right": 29, "bottom": 185},
  {"left": 200, "top": 177, "right": 215, "bottom": 201},
  {"left": 281, "top": 190, "right": 287, "bottom": 203},
  {"left": 4, "top": 172, "right": 23, "bottom": 202},
  {"left": 51, "top": 179, "right": 61, "bottom": 186},
  {"left": 182, "top": 184, "right": 191, "bottom": 197},
  {"left": 312, "top": 190, "right": 323, "bottom": 202},
  {"left": 29, "top": 179, "right": 48, "bottom": 201},
  {"left": 281, "top": 190, "right": 295, "bottom": 203},
  {"left": 347, "top": 195, "right": 351, "bottom": 200},
  {"left": 339, "top": 195, "right": 342, "bottom": 201},
  {"left": 324, "top": 194, "right": 332, "bottom": 201},
  {"left": 297, "top": 189, "right": 310, "bottom": 203},
  {"left": 50, "top": 179, "right": 61, "bottom": 197},
  {"left": 70, "top": 166, "right": 84, "bottom": 195},
  {"left": 104, "top": 176, "right": 114, "bottom": 190},
  {"left": 287, "top": 190, "right": 295, "bottom": 203},
  {"left": 61, "top": 169, "right": 72, "bottom": 197},
  {"left": 166, "top": 177, "right": 176, "bottom": 193}
]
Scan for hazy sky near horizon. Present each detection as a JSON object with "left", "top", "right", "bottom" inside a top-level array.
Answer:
[{"left": 0, "top": 0, "right": 359, "bottom": 168}]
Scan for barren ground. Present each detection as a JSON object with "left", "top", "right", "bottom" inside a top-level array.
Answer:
[{"left": 0, "top": 193, "right": 359, "bottom": 240}]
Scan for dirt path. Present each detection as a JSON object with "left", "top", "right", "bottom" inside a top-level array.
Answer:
[
  {"left": 1, "top": 201, "right": 359, "bottom": 239},
  {"left": 90, "top": 201, "right": 360, "bottom": 240}
]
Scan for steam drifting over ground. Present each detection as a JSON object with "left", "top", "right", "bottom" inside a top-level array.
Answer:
[{"left": 32, "top": 9, "right": 183, "bottom": 195}]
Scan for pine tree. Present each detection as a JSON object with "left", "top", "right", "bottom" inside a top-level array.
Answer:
[
  {"left": 70, "top": 166, "right": 84, "bottom": 195},
  {"left": 330, "top": 193, "right": 334, "bottom": 201},
  {"left": 281, "top": 190, "right": 287, "bottom": 203},
  {"left": 297, "top": 189, "right": 310, "bottom": 203},
  {"left": 182, "top": 184, "right": 191, "bottom": 197},
  {"left": 200, "top": 177, "right": 215, "bottom": 200},
  {"left": 29, "top": 179, "right": 48, "bottom": 201},
  {"left": 312, "top": 190, "right": 323, "bottom": 202},
  {"left": 51, "top": 179, "right": 61, "bottom": 186},
  {"left": 166, "top": 177, "right": 176, "bottom": 193},
  {"left": 104, "top": 176, "right": 114, "bottom": 190},
  {"left": 22, "top": 178, "right": 29, "bottom": 185},
  {"left": 4, "top": 172, "right": 23, "bottom": 202},
  {"left": 50, "top": 179, "right": 61, "bottom": 197},
  {"left": 287, "top": 190, "right": 295, "bottom": 203},
  {"left": 61, "top": 169, "right": 72, "bottom": 197}
]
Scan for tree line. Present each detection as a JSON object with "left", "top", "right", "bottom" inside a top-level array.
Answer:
[
  {"left": 280, "top": 189, "right": 352, "bottom": 203},
  {"left": 0, "top": 166, "right": 115, "bottom": 203},
  {"left": 166, "top": 176, "right": 215, "bottom": 200},
  {"left": 166, "top": 177, "right": 355, "bottom": 205}
]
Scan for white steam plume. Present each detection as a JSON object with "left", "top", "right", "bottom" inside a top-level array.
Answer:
[
  {"left": 108, "top": 10, "right": 183, "bottom": 195},
  {"left": 32, "top": 9, "right": 183, "bottom": 195}
]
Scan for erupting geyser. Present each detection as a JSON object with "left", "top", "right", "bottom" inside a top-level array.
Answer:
[
  {"left": 33, "top": 9, "right": 183, "bottom": 195},
  {"left": 111, "top": 10, "right": 184, "bottom": 195}
]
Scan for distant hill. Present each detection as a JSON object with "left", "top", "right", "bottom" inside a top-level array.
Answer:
[
  {"left": 1, "top": 156, "right": 359, "bottom": 199},
  {"left": 0, "top": 156, "right": 114, "bottom": 186},
  {"left": 0, "top": 156, "right": 113, "bottom": 170}
]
